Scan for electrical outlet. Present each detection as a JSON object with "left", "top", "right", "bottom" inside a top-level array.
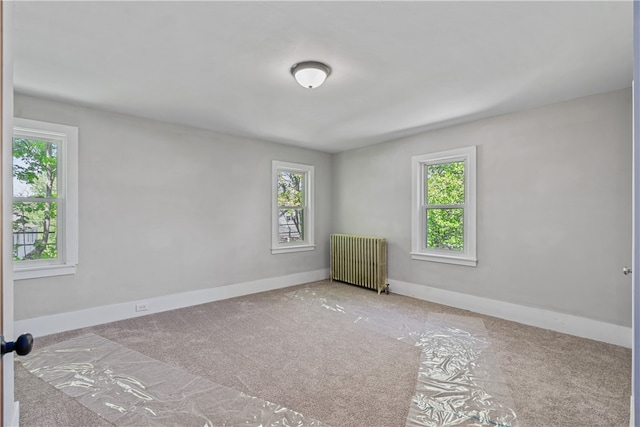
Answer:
[{"left": 135, "top": 302, "right": 149, "bottom": 312}]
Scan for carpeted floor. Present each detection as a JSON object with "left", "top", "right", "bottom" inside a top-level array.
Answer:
[{"left": 15, "top": 280, "right": 631, "bottom": 426}]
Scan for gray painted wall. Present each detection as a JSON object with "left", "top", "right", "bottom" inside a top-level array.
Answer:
[
  {"left": 14, "top": 94, "right": 332, "bottom": 320},
  {"left": 14, "top": 89, "right": 633, "bottom": 328},
  {"left": 333, "top": 89, "right": 632, "bottom": 327}
]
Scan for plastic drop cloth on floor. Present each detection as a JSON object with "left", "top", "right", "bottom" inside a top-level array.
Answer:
[
  {"left": 19, "top": 333, "right": 325, "bottom": 427},
  {"left": 287, "top": 285, "right": 518, "bottom": 427}
]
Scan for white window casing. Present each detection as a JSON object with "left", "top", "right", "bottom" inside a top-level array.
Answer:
[
  {"left": 411, "top": 146, "right": 477, "bottom": 267},
  {"left": 12, "top": 118, "right": 78, "bottom": 280},
  {"left": 271, "top": 160, "right": 315, "bottom": 254}
]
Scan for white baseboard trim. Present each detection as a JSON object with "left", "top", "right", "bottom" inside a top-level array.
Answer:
[
  {"left": 389, "top": 279, "right": 632, "bottom": 348},
  {"left": 15, "top": 269, "right": 329, "bottom": 338}
]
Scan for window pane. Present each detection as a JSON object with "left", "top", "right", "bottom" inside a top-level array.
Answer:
[
  {"left": 13, "top": 138, "right": 58, "bottom": 198},
  {"left": 426, "top": 208, "right": 463, "bottom": 252},
  {"left": 278, "top": 208, "right": 304, "bottom": 243},
  {"left": 13, "top": 201, "right": 58, "bottom": 261},
  {"left": 278, "top": 170, "right": 304, "bottom": 207},
  {"left": 426, "top": 161, "right": 464, "bottom": 205}
]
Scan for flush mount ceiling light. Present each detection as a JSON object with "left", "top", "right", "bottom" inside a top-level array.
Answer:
[{"left": 290, "top": 61, "right": 332, "bottom": 89}]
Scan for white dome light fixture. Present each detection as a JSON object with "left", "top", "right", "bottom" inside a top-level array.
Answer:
[{"left": 290, "top": 61, "right": 332, "bottom": 89}]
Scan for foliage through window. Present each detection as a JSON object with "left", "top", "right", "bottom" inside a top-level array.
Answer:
[
  {"left": 13, "top": 118, "right": 78, "bottom": 279},
  {"left": 277, "top": 170, "right": 305, "bottom": 243},
  {"left": 411, "top": 147, "right": 476, "bottom": 266},
  {"left": 13, "top": 138, "right": 59, "bottom": 261},
  {"left": 272, "top": 161, "right": 315, "bottom": 254},
  {"left": 425, "top": 161, "right": 465, "bottom": 251}
]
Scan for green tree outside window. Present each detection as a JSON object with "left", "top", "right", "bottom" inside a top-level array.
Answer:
[
  {"left": 277, "top": 170, "right": 305, "bottom": 242},
  {"left": 13, "top": 138, "right": 59, "bottom": 261},
  {"left": 425, "top": 161, "right": 465, "bottom": 251}
]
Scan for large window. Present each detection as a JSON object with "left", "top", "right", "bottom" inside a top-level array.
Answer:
[
  {"left": 411, "top": 146, "right": 476, "bottom": 266},
  {"left": 272, "top": 161, "right": 315, "bottom": 254},
  {"left": 13, "top": 118, "right": 78, "bottom": 279}
]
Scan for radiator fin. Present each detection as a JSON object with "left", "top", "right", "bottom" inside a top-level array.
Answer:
[{"left": 330, "top": 234, "right": 387, "bottom": 294}]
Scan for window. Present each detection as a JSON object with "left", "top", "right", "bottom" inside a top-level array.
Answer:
[
  {"left": 272, "top": 161, "right": 315, "bottom": 254},
  {"left": 12, "top": 118, "right": 78, "bottom": 280},
  {"left": 411, "top": 146, "right": 476, "bottom": 266}
]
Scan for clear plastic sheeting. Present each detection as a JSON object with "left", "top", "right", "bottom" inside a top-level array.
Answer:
[
  {"left": 20, "top": 333, "right": 325, "bottom": 427},
  {"left": 287, "top": 287, "right": 429, "bottom": 341},
  {"left": 407, "top": 314, "right": 518, "bottom": 427},
  {"left": 288, "top": 285, "right": 518, "bottom": 427}
]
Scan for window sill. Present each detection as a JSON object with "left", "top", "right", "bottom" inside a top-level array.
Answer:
[
  {"left": 271, "top": 245, "right": 316, "bottom": 255},
  {"left": 410, "top": 252, "right": 477, "bottom": 267},
  {"left": 14, "top": 264, "right": 77, "bottom": 280}
]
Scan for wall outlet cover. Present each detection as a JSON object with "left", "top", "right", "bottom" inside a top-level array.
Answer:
[{"left": 135, "top": 303, "right": 149, "bottom": 312}]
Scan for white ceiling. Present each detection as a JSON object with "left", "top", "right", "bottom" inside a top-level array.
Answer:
[{"left": 12, "top": 1, "right": 633, "bottom": 153}]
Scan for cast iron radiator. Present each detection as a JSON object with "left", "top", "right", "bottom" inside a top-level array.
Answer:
[{"left": 330, "top": 234, "right": 388, "bottom": 294}]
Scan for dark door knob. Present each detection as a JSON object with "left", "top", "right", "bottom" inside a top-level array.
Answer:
[{"left": 1, "top": 333, "right": 33, "bottom": 356}]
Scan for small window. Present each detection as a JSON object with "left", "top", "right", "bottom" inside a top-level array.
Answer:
[
  {"left": 12, "top": 118, "right": 78, "bottom": 279},
  {"left": 411, "top": 146, "right": 477, "bottom": 266},
  {"left": 272, "top": 161, "right": 315, "bottom": 254}
]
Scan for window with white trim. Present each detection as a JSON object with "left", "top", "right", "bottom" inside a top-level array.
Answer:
[
  {"left": 272, "top": 161, "right": 315, "bottom": 254},
  {"left": 12, "top": 118, "right": 78, "bottom": 280},
  {"left": 411, "top": 146, "right": 477, "bottom": 266}
]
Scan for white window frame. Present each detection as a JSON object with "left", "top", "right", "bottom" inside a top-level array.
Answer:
[
  {"left": 411, "top": 146, "right": 477, "bottom": 267},
  {"left": 12, "top": 118, "right": 78, "bottom": 280},
  {"left": 271, "top": 160, "right": 315, "bottom": 254}
]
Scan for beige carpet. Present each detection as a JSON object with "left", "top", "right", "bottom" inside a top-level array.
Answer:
[{"left": 15, "top": 280, "right": 631, "bottom": 426}]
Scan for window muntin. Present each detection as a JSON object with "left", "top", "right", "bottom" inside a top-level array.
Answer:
[
  {"left": 412, "top": 146, "right": 476, "bottom": 266},
  {"left": 12, "top": 118, "right": 78, "bottom": 279},
  {"left": 272, "top": 161, "right": 315, "bottom": 254}
]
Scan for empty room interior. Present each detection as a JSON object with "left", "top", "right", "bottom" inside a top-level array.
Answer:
[{"left": 3, "top": 1, "right": 639, "bottom": 426}]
